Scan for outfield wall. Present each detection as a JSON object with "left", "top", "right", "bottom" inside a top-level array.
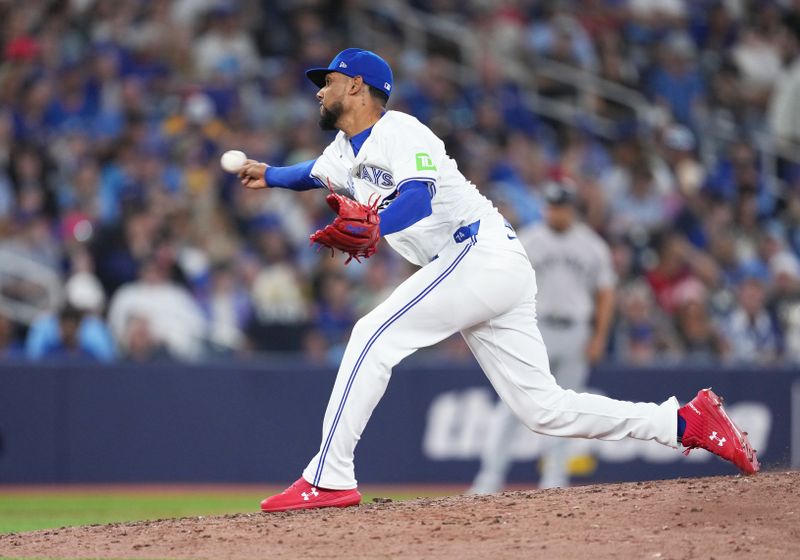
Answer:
[{"left": 0, "top": 361, "right": 797, "bottom": 484}]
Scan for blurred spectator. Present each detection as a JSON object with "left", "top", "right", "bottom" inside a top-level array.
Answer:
[
  {"left": 401, "top": 56, "right": 472, "bottom": 136},
  {"left": 0, "top": 213, "right": 61, "bottom": 273},
  {"left": 107, "top": 257, "right": 207, "bottom": 361},
  {"left": 312, "top": 271, "right": 356, "bottom": 357},
  {"left": 247, "top": 262, "right": 309, "bottom": 352},
  {"left": 92, "top": 205, "right": 160, "bottom": 295},
  {"left": 645, "top": 233, "right": 718, "bottom": 315},
  {"left": 193, "top": 5, "right": 259, "bottom": 80},
  {"left": 528, "top": 6, "right": 598, "bottom": 71},
  {"left": 118, "top": 314, "right": 172, "bottom": 363},
  {"left": 705, "top": 142, "right": 773, "bottom": 218},
  {"left": 769, "top": 252, "right": 800, "bottom": 362},
  {"left": 691, "top": 1, "right": 738, "bottom": 60},
  {"left": 26, "top": 304, "right": 115, "bottom": 362},
  {"left": 466, "top": 56, "right": 540, "bottom": 137},
  {"left": 201, "top": 263, "right": 251, "bottom": 354},
  {"left": 645, "top": 32, "right": 706, "bottom": 127},
  {"left": 708, "top": 225, "right": 743, "bottom": 288},
  {"left": 612, "top": 281, "right": 679, "bottom": 364},
  {"left": 731, "top": 26, "right": 784, "bottom": 108},
  {"left": 246, "top": 215, "right": 310, "bottom": 352},
  {"left": 720, "top": 274, "right": 782, "bottom": 364},
  {"left": 600, "top": 138, "right": 672, "bottom": 205},
  {"left": 768, "top": 24, "right": 800, "bottom": 144},
  {"left": 659, "top": 124, "right": 704, "bottom": 196},
  {"left": 303, "top": 328, "right": 332, "bottom": 365},
  {"left": 609, "top": 162, "right": 671, "bottom": 236},
  {"left": 1, "top": 1, "right": 800, "bottom": 368},
  {"left": 24, "top": 267, "right": 115, "bottom": 362},
  {"left": 672, "top": 279, "right": 729, "bottom": 363}
]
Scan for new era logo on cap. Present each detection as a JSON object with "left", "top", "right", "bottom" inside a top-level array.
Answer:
[{"left": 306, "top": 48, "right": 394, "bottom": 99}]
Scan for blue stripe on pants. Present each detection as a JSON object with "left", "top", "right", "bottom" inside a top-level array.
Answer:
[{"left": 312, "top": 241, "right": 475, "bottom": 486}]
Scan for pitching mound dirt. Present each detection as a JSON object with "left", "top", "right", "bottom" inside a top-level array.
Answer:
[{"left": 2, "top": 471, "right": 798, "bottom": 560}]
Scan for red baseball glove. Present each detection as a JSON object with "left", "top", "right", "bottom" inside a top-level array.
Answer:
[{"left": 310, "top": 191, "right": 380, "bottom": 264}]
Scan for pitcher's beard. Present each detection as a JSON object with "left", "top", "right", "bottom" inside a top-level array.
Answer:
[{"left": 319, "top": 101, "right": 344, "bottom": 131}]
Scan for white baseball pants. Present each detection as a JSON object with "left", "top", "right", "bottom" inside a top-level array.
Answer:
[
  {"left": 302, "top": 215, "right": 679, "bottom": 489},
  {"left": 471, "top": 322, "right": 592, "bottom": 494}
]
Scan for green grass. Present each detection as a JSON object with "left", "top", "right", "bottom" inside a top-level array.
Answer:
[
  {"left": 0, "top": 487, "right": 453, "bottom": 535},
  {"left": 0, "top": 491, "right": 263, "bottom": 534}
]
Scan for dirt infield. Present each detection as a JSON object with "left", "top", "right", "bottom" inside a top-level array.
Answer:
[{"left": 1, "top": 472, "right": 798, "bottom": 560}]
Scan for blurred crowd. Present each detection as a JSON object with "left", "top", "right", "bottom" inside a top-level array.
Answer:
[{"left": 1, "top": 0, "right": 800, "bottom": 367}]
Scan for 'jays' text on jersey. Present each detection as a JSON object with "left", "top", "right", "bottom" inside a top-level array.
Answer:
[
  {"left": 310, "top": 111, "right": 496, "bottom": 266},
  {"left": 518, "top": 222, "right": 616, "bottom": 325}
]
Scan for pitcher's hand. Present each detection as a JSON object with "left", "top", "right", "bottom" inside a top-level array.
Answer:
[{"left": 239, "top": 160, "right": 269, "bottom": 190}]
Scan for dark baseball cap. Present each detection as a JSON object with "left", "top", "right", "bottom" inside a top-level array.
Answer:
[
  {"left": 544, "top": 181, "right": 577, "bottom": 205},
  {"left": 306, "top": 48, "right": 393, "bottom": 98}
]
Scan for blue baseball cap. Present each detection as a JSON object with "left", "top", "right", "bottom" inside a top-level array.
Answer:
[{"left": 305, "top": 48, "right": 393, "bottom": 98}]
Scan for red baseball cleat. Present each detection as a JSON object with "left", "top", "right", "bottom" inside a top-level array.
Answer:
[
  {"left": 260, "top": 477, "right": 362, "bottom": 512},
  {"left": 679, "top": 388, "right": 760, "bottom": 475}
]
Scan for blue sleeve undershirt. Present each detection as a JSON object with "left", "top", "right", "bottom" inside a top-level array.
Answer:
[
  {"left": 378, "top": 181, "right": 433, "bottom": 236},
  {"left": 263, "top": 157, "right": 433, "bottom": 235},
  {"left": 265, "top": 159, "right": 323, "bottom": 191}
]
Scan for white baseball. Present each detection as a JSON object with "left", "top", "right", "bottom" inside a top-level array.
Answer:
[{"left": 220, "top": 150, "right": 247, "bottom": 173}]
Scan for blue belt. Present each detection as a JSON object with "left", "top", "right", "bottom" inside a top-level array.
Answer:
[{"left": 453, "top": 220, "right": 480, "bottom": 243}]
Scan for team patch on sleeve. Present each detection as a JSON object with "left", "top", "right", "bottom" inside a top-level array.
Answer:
[{"left": 415, "top": 153, "right": 437, "bottom": 171}]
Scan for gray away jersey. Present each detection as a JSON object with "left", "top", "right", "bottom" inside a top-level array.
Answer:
[
  {"left": 310, "top": 110, "right": 497, "bottom": 266},
  {"left": 518, "top": 222, "right": 616, "bottom": 324}
]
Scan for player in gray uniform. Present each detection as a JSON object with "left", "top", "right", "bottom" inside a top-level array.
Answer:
[{"left": 470, "top": 181, "right": 616, "bottom": 492}]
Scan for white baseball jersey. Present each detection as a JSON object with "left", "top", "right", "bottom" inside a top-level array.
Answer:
[
  {"left": 310, "top": 110, "right": 496, "bottom": 266},
  {"left": 519, "top": 222, "right": 616, "bottom": 325},
  {"left": 299, "top": 109, "right": 679, "bottom": 492}
]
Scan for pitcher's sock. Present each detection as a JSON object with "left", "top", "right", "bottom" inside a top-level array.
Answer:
[{"left": 677, "top": 412, "right": 687, "bottom": 442}]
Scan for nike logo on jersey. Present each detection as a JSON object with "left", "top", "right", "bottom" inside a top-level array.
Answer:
[
  {"left": 358, "top": 165, "right": 394, "bottom": 189},
  {"left": 505, "top": 223, "right": 517, "bottom": 240}
]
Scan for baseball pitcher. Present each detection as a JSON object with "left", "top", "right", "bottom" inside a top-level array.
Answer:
[{"left": 237, "top": 49, "right": 758, "bottom": 512}]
